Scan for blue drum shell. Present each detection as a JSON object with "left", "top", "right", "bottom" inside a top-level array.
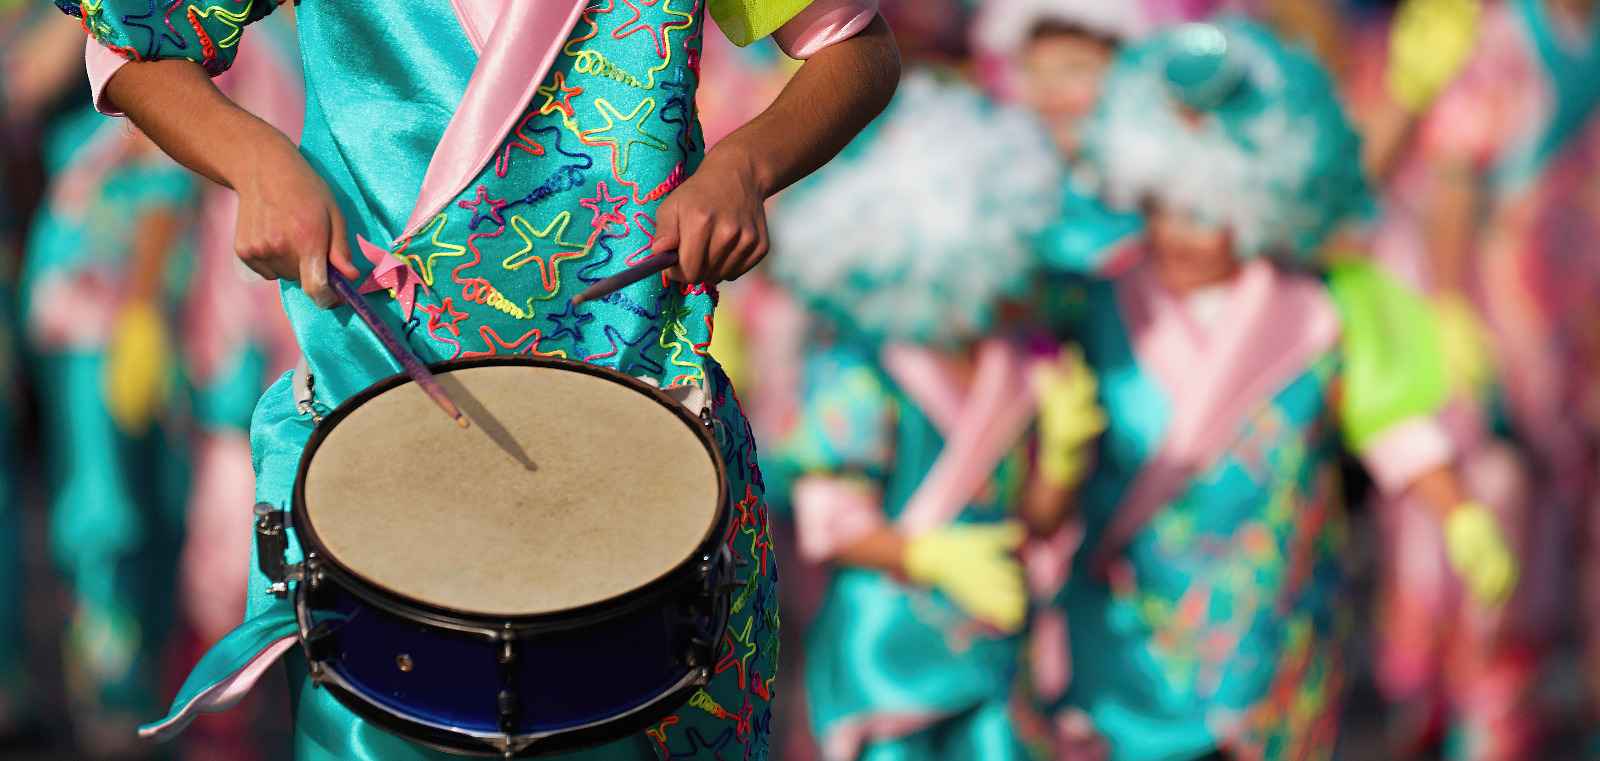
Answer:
[{"left": 303, "top": 579, "right": 713, "bottom": 738}]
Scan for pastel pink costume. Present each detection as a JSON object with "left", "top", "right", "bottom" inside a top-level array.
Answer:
[{"left": 1358, "top": 3, "right": 1600, "bottom": 757}]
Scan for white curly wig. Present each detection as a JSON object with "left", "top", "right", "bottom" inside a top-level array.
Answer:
[
  {"left": 769, "top": 69, "right": 1062, "bottom": 347},
  {"left": 1084, "top": 19, "right": 1371, "bottom": 261}
]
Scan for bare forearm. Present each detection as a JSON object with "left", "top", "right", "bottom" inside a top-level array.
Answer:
[
  {"left": 713, "top": 15, "right": 900, "bottom": 199},
  {"left": 1024, "top": 479, "right": 1077, "bottom": 537},
  {"left": 102, "top": 58, "right": 357, "bottom": 302},
  {"left": 1362, "top": 98, "right": 1419, "bottom": 185},
  {"left": 1406, "top": 463, "right": 1470, "bottom": 518},
  {"left": 1427, "top": 160, "right": 1479, "bottom": 294},
  {"left": 127, "top": 209, "right": 181, "bottom": 302},
  {"left": 104, "top": 59, "right": 291, "bottom": 190},
  {"left": 833, "top": 526, "right": 907, "bottom": 574}
]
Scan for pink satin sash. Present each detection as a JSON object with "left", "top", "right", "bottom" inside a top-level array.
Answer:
[
  {"left": 396, "top": 0, "right": 591, "bottom": 244},
  {"left": 886, "top": 339, "right": 1041, "bottom": 535}
]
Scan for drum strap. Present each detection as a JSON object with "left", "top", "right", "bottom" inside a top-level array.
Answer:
[{"left": 661, "top": 383, "right": 711, "bottom": 418}]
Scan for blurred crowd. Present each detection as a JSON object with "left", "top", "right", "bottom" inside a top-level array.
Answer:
[{"left": 2, "top": 0, "right": 1600, "bottom": 760}]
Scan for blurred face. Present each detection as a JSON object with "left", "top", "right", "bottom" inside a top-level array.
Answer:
[
  {"left": 1020, "top": 32, "right": 1116, "bottom": 157},
  {"left": 1146, "top": 207, "right": 1240, "bottom": 293}
]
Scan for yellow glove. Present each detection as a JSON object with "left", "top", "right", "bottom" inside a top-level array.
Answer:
[
  {"left": 903, "top": 522, "right": 1028, "bottom": 633},
  {"left": 1387, "top": 0, "right": 1482, "bottom": 112},
  {"left": 1034, "top": 347, "right": 1108, "bottom": 489},
  {"left": 1432, "top": 293, "right": 1494, "bottom": 399},
  {"left": 103, "top": 299, "right": 172, "bottom": 436},
  {"left": 1444, "top": 501, "right": 1519, "bottom": 607}
]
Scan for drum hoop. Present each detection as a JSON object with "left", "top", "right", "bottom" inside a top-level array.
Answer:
[
  {"left": 291, "top": 355, "right": 732, "bottom": 630},
  {"left": 308, "top": 657, "right": 709, "bottom": 758}
]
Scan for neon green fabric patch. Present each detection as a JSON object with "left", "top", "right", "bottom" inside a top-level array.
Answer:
[
  {"left": 709, "top": 0, "right": 815, "bottom": 46},
  {"left": 1328, "top": 260, "right": 1450, "bottom": 452}
]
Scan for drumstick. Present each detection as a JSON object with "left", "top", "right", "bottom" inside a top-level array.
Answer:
[
  {"left": 327, "top": 266, "right": 470, "bottom": 429},
  {"left": 570, "top": 250, "right": 679, "bottom": 306}
]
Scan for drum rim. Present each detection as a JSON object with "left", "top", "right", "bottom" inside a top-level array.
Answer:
[
  {"left": 310, "top": 655, "right": 709, "bottom": 757},
  {"left": 291, "top": 355, "right": 732, "bottom": 629}
]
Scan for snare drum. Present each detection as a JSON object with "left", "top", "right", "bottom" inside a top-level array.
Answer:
[{"left": 257, "top": 356, "right": 735, "bottom": 758}]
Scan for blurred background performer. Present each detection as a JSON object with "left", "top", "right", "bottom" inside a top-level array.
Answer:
[
  {"left": 55, "top": 0, "right": 901, "bottom": 758},
  {"left": 972, "top": 0, "right": 1147, "bottom": 278},
  {"left": 1395, "top": 0, "right": 1600, "bottom": 749},
  {"left": 0, "top": 0, "right": 78, "bottom": 743},
  {"left": 19, "top": 91, "right": 196, "bottom": 760},
  {"left": 970, "top": 4, "right": 1144, "bottom": 753},
  {"left": 764, "top": 0, "right": 1068, "bottom": 756},
  {"left": 1032, "top": 20, "right": 1519, "bottom": 761},
  {"left": 1345, "top": 1, "right": 1551, "bottom": 759}
]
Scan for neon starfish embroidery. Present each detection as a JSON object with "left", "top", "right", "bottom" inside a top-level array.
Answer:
[
  {"left": 579, "top": 98, "right": 669, "bottom": 177},
  {"left": 578, "top": 181, "right": 629, "bottom": 233},
  {"left": 624, "top": 0, "right": 695, "bottom": 89},
  {"left": 544, "top": 301, "right": 595, "bottom": 345},
  {"left": 660, "top": 299, "right": 706, "bottom": 385},
  {"left": 461, "top": 326, "right": 550, "bottom": 358},
  {"left": 79, "top": 0, "right": 115, "bottom": 41},
  {"left": 644, "top": 716, "right": 677, "bottom": 758},
  {"left": 119, "top": 0, "right": 185, "bottom": 58},
  {"left": 183, "top": 2, "right": 251, "bottom": 50},
  {"left": 420, "top": 297, "right": 468, "bottom": 337},
  {"left": 667, "top": 727, "right": 735, "bottom": 759},
  {"left": 584, "top": 324, "right": 664, "bottom": 377},
  {"left": 495, "top": 112, "right": 548, "bottom": 179},
  {"left": 535, "top": 71, "right": 584, "bottom": 119},
  {"left": 397, "top": 214, "right": 467, "bottom": 287},
  {"left": 457, "top": 185, "right": 508, "bottom": 231},
  {"left": 502, "top": 213, "right": 589, "bottom": 295},
  {"left": 716, "top": 616, "right": 758, "bottom": 689},
  {"left": 613, "top": 0, "right": 673, "bottom": 58}
]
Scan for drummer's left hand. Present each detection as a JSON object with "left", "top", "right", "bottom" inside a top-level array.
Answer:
[
  {"left": 651, "top": 145, "right": 770, "bottom": 285},
  {"left": 648, "top": 14, "right": 899, "bottom": 285}
]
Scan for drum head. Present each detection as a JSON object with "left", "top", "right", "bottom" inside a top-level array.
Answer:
[{"left": 300, "top": 362, "right": 723, "bottom": 617}]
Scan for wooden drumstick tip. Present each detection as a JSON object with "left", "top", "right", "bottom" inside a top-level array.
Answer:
[{"left": 455, "top": 413, "right": 471, "bottom": 429}]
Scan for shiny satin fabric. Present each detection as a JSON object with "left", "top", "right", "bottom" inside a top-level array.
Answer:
[
  {"left": 771, "top": 342, "right": 1037, "bottom": 761},
  {"left": 1053, "top": 277, "right": 1351, "bottom": 761}
]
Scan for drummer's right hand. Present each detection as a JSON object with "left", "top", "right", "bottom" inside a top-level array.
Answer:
[
  {"left": 903, "top": 522, "right": 1029, "bottom": 634},
  {"left": 231, "top": 135, "right": 361, "bottom": 309}
]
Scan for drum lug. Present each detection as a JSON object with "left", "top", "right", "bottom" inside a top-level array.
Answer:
[
  {"left": 255, "top": 504, "right": 300, "bottom": 598},
  {"left": 497, "top": 688, "right": 520, "bottom": 734},
  {"left": 682, "top": 633, "right": 715, "bottom": 669},
  {"left": 496, "top": 626, "right": 520, "bottom": 685},
  {"left": 305, "top": 621, "right": 337, "bottom": 663}
]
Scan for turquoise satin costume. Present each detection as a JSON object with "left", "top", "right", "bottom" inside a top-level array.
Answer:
[
  {"left": 20, "top": 105, "right": 196, "bottom": 722},
  {"left": 53, "top": 0, "right": 811, "bottom": 756},
  {"left": 1049, "top": 263, "right": 1454, "bottom": 761},
  {"left": 771, "top": 341, "right": 1038, "bottom": 761}
]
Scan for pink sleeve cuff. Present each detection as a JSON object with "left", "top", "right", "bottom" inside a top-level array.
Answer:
[
  {"left": 86, "top": 38, "right": 131, "bottom": 116},
  {"left": 1361, "top": 416, "right": 1457, "bottom": 494},
  {"left": 770, "top": 0, "right": 878, "bottom": 59},
  {"left": 792, "top": 475, "right": 886, "bottom": 562}
]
